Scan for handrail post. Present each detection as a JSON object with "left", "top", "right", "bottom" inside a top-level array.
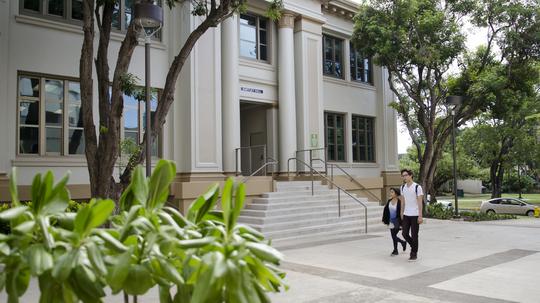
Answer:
[
  {"left": 365, "top": 206, "right": 368, "bottom": 233},
  {"left": 331, "top": 164, "right": 334, "bottom": 189},
  {"left": 263, "top": 145, "right": 267, "bottom": 176},
  {"left": 338, "top": 189, "right": 341, "bottom": 217},
  {"left": 248, "top": 148, "right": 252, "bottom": 175},
  {"left": 235, "top": 148, "right": 238, "bottom": 176}
]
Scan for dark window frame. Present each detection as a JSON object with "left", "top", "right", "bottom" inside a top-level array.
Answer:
[
  {"left": 323, "top": 34, "right": 344, "bottom": 79},
  {"left": 350, "top": 44, "right": 373, "bottom": 84},
  {"left": 351, "top": 115, "right": 375, "bottom": 162},
  {"left": 324, "top": 112, "right": 346, "bottom": 162},
  {"left": 239, "top": 13, "right": 269, "bottom": 62}
]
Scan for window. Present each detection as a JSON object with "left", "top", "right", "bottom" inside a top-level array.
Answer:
[
  {"left": 240, "top": 13, "right": 268, "bottom": 61},
  {"left": 350, "top": 45, "right": 372, "bottom": 84},
  {"left": 325, "top": 113, "right": 345, "bottom": 161},
  {"left": 18, "top": 73, "right": 161, "bottom": 157},
  {"left": 20, "top": 0, "right": 160, "bottom": 37},
  {"left": 123, "top": 92, "right": 159, "bottom": 157},
  {"left": 21, "top": 0, "right": 83, "bottom": 22},
  {"left": 18, "top": 74, "right": 84, "bottom": 155},
  {"left": 323, "top": 35, "right": 344, "bottom": 79},
  {"left": 352, "top": 115, "right": 375, "bottom": 162}
]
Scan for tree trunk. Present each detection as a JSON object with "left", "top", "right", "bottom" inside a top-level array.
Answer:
[{"left": 490, "top": 161, "right": 504, "bottom": 198}]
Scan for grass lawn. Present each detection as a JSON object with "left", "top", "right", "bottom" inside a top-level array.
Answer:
[{"left": 436, "top": 193, "right": 540, "bottom": 210}]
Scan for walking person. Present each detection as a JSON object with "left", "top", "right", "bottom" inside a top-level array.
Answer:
[
  {"left": 399, "top": 169, "right": 424, "bottom": 261},
  {"left": 382, "top": 187, "right": 407, "bottom": 256}
]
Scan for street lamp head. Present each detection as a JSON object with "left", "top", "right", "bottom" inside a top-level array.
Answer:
[
  {"left": 445, "top": 95, "right": 464, "bottom": 107},
  {"left": 134, "top": 2, "right": 163, "bottom": 28}
]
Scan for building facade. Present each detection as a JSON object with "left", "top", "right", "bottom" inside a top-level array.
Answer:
[{"left": 0, "top": 0, "right": 401, "bottom": 208}]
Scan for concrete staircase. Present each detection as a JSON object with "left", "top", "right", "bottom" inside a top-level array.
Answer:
[{"left": 238, "top": 181, "right": 386, "bottom": 249}]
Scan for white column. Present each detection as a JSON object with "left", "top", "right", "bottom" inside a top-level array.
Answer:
[
  {"left": 221, "top": 15, "right": 240, "bottom": 175},
  {"left": 278, "top": 13, "right": 297, "bottom": 172}
]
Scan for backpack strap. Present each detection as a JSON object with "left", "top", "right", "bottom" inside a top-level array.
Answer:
[{"left": 415, "top": 184, "right": 419, "bottom": 196}]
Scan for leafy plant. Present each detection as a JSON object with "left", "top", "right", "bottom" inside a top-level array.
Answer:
[
  {"left": 425, "top": 203, "right": 454, "bottom": 220},
  {"left": 459, "top": 210, "right": 517, "bottom": 221},
  {"left": 0, "top": 160, "right": 287, "bottom": 302}
]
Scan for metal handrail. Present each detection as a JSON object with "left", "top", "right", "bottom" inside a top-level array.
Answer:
[
  {"left": 234, "top": 145, "right": 267, "bottom": 176},
  {"left": 287, "top": 157, "right": 368, "bottom": 233},
  {"left": 312, "top": 158, "right": 381, "bottom": 203},
  {"left": 296, "top": 147, "right": 327, "bottom": 174},
  {"left": 241, "top": 161, "right": 278, "bottom": 184}
]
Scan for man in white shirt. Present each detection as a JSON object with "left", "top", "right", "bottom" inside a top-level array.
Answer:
[{"left": 399, "top": 169, "right": 423, "bottom": 261}]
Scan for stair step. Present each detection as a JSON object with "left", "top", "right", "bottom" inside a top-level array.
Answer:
[
  {"left": 239, "top": 208, "right": 381, "bottom": 225},
  {"left": 241, "top": 204, "right": 381, "bottom": 217},
  {"left": 245, "top": 199, "right": 374, "bottom": 211},
  {"left": 257, "top": 216, "right": 382, "bottom": 233},
  {"left": 263, "top": 218, "right": 383, "bottom": 239}
]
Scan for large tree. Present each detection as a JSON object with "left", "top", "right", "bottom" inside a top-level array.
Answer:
[
  {"left": 352, "top": 0, "right": 539, "bottom": 198},
  {"left": 80, "top": 0, "right": 282, "bottom": 199}
]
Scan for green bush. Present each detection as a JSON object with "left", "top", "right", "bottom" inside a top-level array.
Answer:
[
  {"left": 425, "top": 203, "right": 454, "bottom": 220},
  {"left": 0, "top": 160, "right": 287, "bottom": 302},
  {"left": 503, "top": 173, "right": 536, "bottom": 193},
  {"left": 459, "top": 210, "right": 516, "bottom": 221}
]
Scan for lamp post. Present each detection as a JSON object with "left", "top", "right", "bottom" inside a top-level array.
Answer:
[
  {"left": 446, "top": 95, "right": 464, "bottom": 218},
  {"left": 134, "top": 2, "right": 163, "bottom": 177}
]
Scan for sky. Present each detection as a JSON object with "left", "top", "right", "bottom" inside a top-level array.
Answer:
[{"left": 348, "top": 0, "right": 488, "bottom": 153}]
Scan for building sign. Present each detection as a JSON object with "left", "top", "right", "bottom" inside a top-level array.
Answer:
[
  {"left": 310, "top": 134, "right": 318, "bottom": 148},
  {"left": 241, "top": 87, "right": 263, "bottom": 94}
]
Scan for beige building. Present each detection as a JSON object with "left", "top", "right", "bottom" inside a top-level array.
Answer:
[{"left": 0, "top": 0, "right": 401, "bottom": 207}]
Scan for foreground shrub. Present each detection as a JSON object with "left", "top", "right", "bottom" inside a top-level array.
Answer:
[
  {"left": 0, "top": 160, "right": 286, "bottom": 302},
  {"left": 425, "top": 203, "right": 454, "bottom": 220},
  {"left": 459, "top": 210, "right": 517, "bottom": 221}
]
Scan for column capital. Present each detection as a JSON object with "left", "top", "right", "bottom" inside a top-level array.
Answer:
[{"left": 278, "top": 13, "right": 296, "bottom": 29}]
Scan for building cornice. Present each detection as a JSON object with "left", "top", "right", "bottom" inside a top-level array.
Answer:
[{"left": 322, "top": 0, "right": 358, "bottom": 20}]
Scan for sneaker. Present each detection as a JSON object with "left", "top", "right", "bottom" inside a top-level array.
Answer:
[
  {"left": 391, "top": 250, "right": 399, "bottom": 256},
  {"left": 408, "top": 254, "right": 417, "bottom": 262}
]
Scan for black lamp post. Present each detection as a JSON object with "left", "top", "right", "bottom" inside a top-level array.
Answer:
[
  {"left": 134, "top": 2, "right": 163, "bottom": 177},
  {"left": 446, "top": 95, "right": 464, "bottom": 218}
]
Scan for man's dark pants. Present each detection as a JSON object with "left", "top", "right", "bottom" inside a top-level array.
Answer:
[{"left": 402, "top": 215, "right": 419, "bottom": 256}]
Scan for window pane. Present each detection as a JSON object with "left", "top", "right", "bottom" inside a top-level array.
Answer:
[
  {"left": 112, "top": 2, "right": 121, "bottom": 30},
  {"left": 19, "top": 77, "right": 40, "bottom": 97},
  {"left": 23, "top": 0, "right": 40, "bottom": 11},
  {"left": 259, "top": 19, "right": 267, "bottom": 30},
  {"left": 124, "top": 95, "right": 139, "bottom": 132},
  {"left": 45, "top": 79, "right": 63, "bottom": 126},
  {"left": 260, "top": 29, "right": 267, "bottom": 45},
  {"left": 20, "top": 101, "right": 39, "bottom": 125},
  {"left": 240, "top": 14, "right": 256, "bottom": 27},
  {"left": 240, "top": 40, "right": 257, "bottom": 59},
  {"left": 72, "top": 0, "right": 83, "bottom": 20},
  {"left": 260, "top": 45, "right": 267, "bottom": 61},
  {"left": 48, "top": 0, "right": 64, "bottom": 16},
  {"left": 337, "top": 145, "right": 344, "bottom": 161},
  {"left": 68, "top": 82, "right": 83, "bottom": 127},
  {"left": 326, "top": 114, "right": 334, "bottom": 127},
  {"left": 240, "top": 23, "right": 256, "bottom": 43},
  {"left": 124, "top": 131, "right": 138, "bottom": 144},
  {"left": 68, "top": 129, "right": 85, "bottom": 154},
  {"left": 125, "top": 0, "right": 134, "bottom": 26},
  {"left": 19, "top": 126, "right": 39, "bottom": 154},
  {"left": 46, "top": 127, "right": 62, "bottom": 153},
  {"left": 360, "top": 146, "right": 366, "bottom": 161},
  {"left": 334, "top": 39, "right": 343, "bottom": 78}
]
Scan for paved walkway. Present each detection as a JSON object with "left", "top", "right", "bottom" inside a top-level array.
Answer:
[
  {"left": 269, "top": 218, "right": 540, "bottom": 303},
  {"left": 2, "top": 218, "right": 539, "bottom": 302}
]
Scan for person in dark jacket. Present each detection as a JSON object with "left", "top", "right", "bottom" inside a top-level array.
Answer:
[{"left": 382, "top": 187, "right": 407, "bottom": 256}]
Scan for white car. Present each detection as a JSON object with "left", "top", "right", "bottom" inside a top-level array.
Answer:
[
  {"left": 436, "top": 200, "right": 453, "bottom": 209},
  {"left": 480, "top": 198, "right": 537, "bottom": 216}
]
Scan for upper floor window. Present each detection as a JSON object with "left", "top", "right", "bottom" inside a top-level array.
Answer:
[
  {"left": 352, "top": 115, "right": 375, "bottom": 162},
  {"left": 350, "top": 45, "right": 372, "bottom": 84},
  {"left": 21, "top": 0, "right": 83, "bottom": 22},
  {"left": 325, "top": 112, "right": 345, "bottom": 161},
  {"left": 323, "top": 35, "right": 344, "bottom": 79},
  {"left": 240, "top": 13, "right": 268, "bottom": 61},
  {"left": 18, "top": 73, "right": 161, "bottom": 157}
]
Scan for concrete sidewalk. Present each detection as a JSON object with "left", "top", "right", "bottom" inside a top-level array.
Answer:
[{"left": 269, "top": 218, "right": 540, "bottom": 303}]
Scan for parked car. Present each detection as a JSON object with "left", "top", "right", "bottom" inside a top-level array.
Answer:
[
  {"left": 436, "top": 200, "right": 453, "bottom": 209},
  {"left": 479, "top": 198, "right": 537, "bottom": 216}
]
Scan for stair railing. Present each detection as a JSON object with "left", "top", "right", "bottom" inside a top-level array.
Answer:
[
  {"left": 287, "top": 157, "right": 368, "bottom": 233},
  {"left": 311, "top": 159, "right": 381, "bottom": 203},
  {"left": 295, "top": 147, "right": 327, "bottom": 175},
  {"left": 234, "top": 145, "right": 267, "bottom": 176},
  {"left": 241, "top": 159, "right": 278, "bottom": 184}
]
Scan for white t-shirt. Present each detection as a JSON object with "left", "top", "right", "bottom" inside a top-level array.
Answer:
[{"left": 401, "top": 182, "right": 424, "bottom": 216}]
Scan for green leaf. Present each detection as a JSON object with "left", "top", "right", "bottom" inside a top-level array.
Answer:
[
  {"left": 6, "top": 263, "right": 30, "bottom": 301},
  {"left": 157, "top": 258, "right": 184, "bottom": 285},
  {"left": 9, "top": 168, "right": 20, "bottom": 206},
  {"left": 87, "top": 199, "right": 115, "bottom": 231},
  {"left": 26, "top": 244, "right": 53, "bottom": 275},
  {"left": 163, "top": 206, "right": 191, "bottom": 228},
  {"left": 131, "top": 166, "right": 149, "bottom": 206},
  {"left": 52, "top": 250, "right": 78, "bottom": 281},
  {"left": 69, "top": 266, "right": 106, "bottom": 302},
  {"left": 37, "top": 216, "right": 54, "bottom": 250},
  {"left": 54, "top": 212, "right": 76, "bottom": 230},
  {"left": 230, "top": 182, "right": 246, "bottom": 230},
  {"left": 246, "top": 242, "right": 283, "bottom": 264},
  {"left": 30, "top": 173, "right": 42, "bottom": 212},
  {"left": 147, "top": 160, "right": 176, "bottom": 210},
  {"left": 86, "top": 242, "right": 107, "bottom": 276},
  {"left": 123, "top": 264, "right": 155, "bottom": 295},
  {"left": 187, "top": 183, "right": 219, "bottom": 223},
  {"left": 221, "top": 178, "right": 234, "bottom": 229},
  {"left": 107, "top": 249, "right": 132, "bottom": 293},
  {"left": 0, "top": 206, "right": 28, "bottom": 221},
  {"left": 177, "top": 237, "right": 215, "bottom": 249},
  {"left": 95, "top": 229, "right": 128, "bottom": 252},
  {"left": 42, "top": 172, "right": 70, "bottom": 215},
  {"left": 159, "top": 285, "right": 173, "bottom": 303},
  {"left": 12, "top": 221, "right": 35, "bottom": 234}
]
